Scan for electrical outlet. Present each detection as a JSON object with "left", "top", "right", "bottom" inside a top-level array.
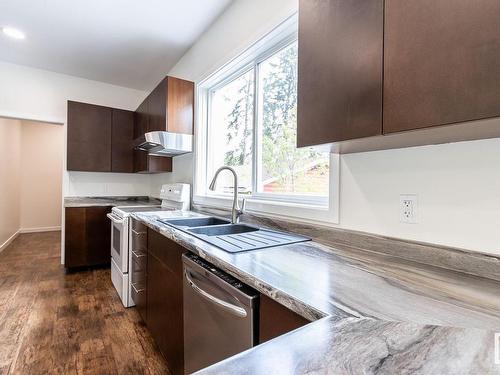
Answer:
[{"left": 400, "top": 194, "right": 418, "bottom": 224}]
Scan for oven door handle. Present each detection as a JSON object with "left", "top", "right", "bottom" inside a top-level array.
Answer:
[
  {"left": 184, "top": 270, "right": 247, "bottom": 318},
  {"left": 107, "top": 213, "right": 124, "bottom": 224}
]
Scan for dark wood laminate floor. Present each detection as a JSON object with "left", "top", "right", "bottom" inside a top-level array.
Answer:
[{"left": 0, "top": 232, "right": 170, "bottom": 375}]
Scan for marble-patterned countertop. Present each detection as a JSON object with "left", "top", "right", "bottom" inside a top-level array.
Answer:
[
  {"left": 197, "top": 317, "right": 499, "bottom": 375},
  {"left": 64, "top": 196, "right": 161, "bottom": 208},
  {"left": 132, "top": 211, "right": 500, "bottom": 374}
]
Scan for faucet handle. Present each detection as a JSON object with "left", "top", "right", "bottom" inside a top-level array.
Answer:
[{"left": 240, "top": 197, "right": 246, "bottom": 213}]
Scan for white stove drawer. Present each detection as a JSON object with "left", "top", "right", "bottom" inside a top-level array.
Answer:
[{"left": 111, "top": 257, "right": 130, "bottom": 307}]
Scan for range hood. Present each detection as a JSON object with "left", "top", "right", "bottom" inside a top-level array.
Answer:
[{"left": 135, "top": 131, "right": 192, "bottom": 156}]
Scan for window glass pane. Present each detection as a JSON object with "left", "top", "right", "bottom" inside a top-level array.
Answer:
[
  {"left": 209, "top": 69, "right": 254, "bottom": 194},
  {"left": 257, "top": 42, "right": 329, "bottom": 196}
]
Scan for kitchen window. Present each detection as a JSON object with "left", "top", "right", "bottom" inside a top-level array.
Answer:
[{"left": 195, "top": 16, "right": 339, "bottom": 224}]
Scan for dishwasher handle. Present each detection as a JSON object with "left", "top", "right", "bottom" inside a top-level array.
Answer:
[{"left": 184, "top": 270, "right": 247, "bottom": 318}]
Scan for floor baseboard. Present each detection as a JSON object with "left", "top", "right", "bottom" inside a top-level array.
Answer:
[
  {"left": 0, "top": 230, "right": 20, "bottom": 253},
  {"left": 19, "top": 226, "right": 61, "bottom": 234}
]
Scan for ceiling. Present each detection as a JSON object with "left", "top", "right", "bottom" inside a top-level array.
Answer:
[{"left": 0, "top": 0, "right": 232, "bottom": 90}]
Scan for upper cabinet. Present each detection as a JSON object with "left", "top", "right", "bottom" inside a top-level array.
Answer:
[
  {"left": 133, "top": 76, "right": 194, "bottom": 173},
  {"left": 67, "top": 101, "right": 134, "bottom": 173},
  {"left": 67, "top": 101, "right": 113, "bottom": 172},
  {"left": 383, "top": 0, "right": 500, "bottom": 133},
  {"left": 66, "top": 76, "right": 194, "bottom": 173},
  {"left": 297, "top": 0, "right": 384, "bottom": 147},
  {"left": 144, "top": 76, "right": 194, "bottom": 135},
  {"left": 297, "top": 0, "right": 500, "bottom": 151}
]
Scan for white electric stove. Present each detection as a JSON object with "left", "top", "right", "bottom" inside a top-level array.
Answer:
[{"left": 107, "top": 183, "right": 190, "bottom": 307}]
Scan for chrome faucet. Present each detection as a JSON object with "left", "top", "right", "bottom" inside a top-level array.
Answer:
[{"left": 209, "top": 166, "right": 246, "bottom": 224}]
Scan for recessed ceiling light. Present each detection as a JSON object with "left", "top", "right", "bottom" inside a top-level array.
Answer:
[{"left": 2, "top": 27, "right": 25, "bottom": 40}]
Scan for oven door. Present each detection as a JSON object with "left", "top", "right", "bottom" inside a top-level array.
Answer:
[{"left": 107, "top": 213, "right": 129, "bottom": 273}]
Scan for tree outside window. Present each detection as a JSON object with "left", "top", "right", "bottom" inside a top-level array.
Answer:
[{"left": 208, "top": 40, "right": 329, "bottom": 199}]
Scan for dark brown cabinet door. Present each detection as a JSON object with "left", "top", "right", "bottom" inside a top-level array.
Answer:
[
  {"left": 297, "top": 0, "right": 384, "bottom": 146},
  {"left": 111, "top": 108, "right": 134, "bottom": 173},
  {"left": 85, "top": 207, "right": 112, "bottom": 267},
  {"left": 166, "top": 76, "right": 194, "bottom": 135},
  {"left": 134, "top": 98, "right": 149, "bottom": 139},
  {"left": 64, "top": 206, "right": 111, "bottom": 269},
  {"left": 259, "top": 295, "right": 309, "bottom": 344},
  {"left": 67, "top": 101, "right": 112, "bottom": 172},
  {"left": 148, "top": 78, "right": 167, "bottom": 133},
  {"left": 384, "top": 0, "right": 500, "bottom": 133},
  {"left": 64, "top": 207, "right": 87, "bottom": 268},
  {"left": 133, "top": 149, "right": 148, "bottom": 174},
  {"left": 146, "top": 76, "right": 194, "bottom": 135},
  {"left": 147, "top": 229, "right": 186, "bottom": 375}
]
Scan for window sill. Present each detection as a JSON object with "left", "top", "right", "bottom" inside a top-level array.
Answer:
[{"left": 192, "top": 194, "right": 339, "bottom": 226}]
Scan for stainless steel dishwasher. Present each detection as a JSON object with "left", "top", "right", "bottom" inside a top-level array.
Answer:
[{"left": 182, "top": 253, "right": 259, "bottom": 374}]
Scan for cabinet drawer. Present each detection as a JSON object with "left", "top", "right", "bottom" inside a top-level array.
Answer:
[
  {"left": 131, "top": 231, "right": 147, "bottom": 252},
  {"left": 131, "top": 219, "right": 147, "bottom": 251},
  {"left": 131, "top": 280, "right": 147, "bottom": 319},
  {"left": 131, "top": 219, "right": 147, "bottom": 234},
  {"left": 131, "top": 254, "right": 147, "bottom": 284}
]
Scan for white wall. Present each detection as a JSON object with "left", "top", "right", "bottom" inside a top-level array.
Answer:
[
  {"left": 164, "top": 0, "right": 500, "bottom": 255},
  {"left": 168, "top": 0, "right": 298, "bottom": 82},
  {"left": 340, "top": 136, "right": 500, "bottom": 254},
  {"left": 0, "top": 61, "right": 147, "bottom": 124},
  {"left": 0, "top": 118, "right": 21, "bottom": 250},
  {"left": 0, "top": 61, "right": 151, "bottom": 197}
]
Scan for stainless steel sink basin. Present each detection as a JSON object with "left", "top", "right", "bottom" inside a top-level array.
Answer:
[
  {"left": 158, "top": 216, "right": 310, "bottom": 253},
  {"left": 188, "top": 224, "right": 258, "bottom": 236},
  {"left": 159, "top": 217, "right": 230, "bottom": 228}
]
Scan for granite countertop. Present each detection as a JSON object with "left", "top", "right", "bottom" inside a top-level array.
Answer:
[
  {"left": 64, "top": 196, "right": 161, "bottom": 208},
  {"left": 132, "top": 210, "right": 500, "bottom": 374}
]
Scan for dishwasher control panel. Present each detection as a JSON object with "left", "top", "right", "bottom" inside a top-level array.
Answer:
[{"left": 185, "top": 253, "right": 256, "bottom": 294}]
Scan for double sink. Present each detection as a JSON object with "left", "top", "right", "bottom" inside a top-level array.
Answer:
[{"left": 158, "top": 216, "right": 310, "bottom": 253}]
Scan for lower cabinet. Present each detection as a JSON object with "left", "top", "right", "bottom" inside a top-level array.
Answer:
[
  {"left": 64, "top": 206, "right": 111, "bottom": 269},
  {"left": 259, "top": 294, "right": 310, "bottom": 344},
  {"left": 147, "top": 228, "right": 187, "bottom": 375},
  {"left": 139, "top": 227, "right": 311, "bottom": 373}
]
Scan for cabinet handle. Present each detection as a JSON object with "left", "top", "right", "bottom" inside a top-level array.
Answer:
[
  {"left": 131, "top": 283, "right": 145, "bottom": 293},
  {"left": 132, "top": 229, "right": 146, "bottom": 236},
  {"left": 131, "top": 250, "right": 146, "bottom": 259}
]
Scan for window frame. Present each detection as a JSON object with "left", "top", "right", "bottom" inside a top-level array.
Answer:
[{"left": 194, "top": 14, "right": 340, "bottom": 225}]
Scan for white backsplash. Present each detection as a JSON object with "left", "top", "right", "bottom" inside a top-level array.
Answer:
[
  {"left": 65, "top": 171, "right": 152, "bottom": 197},
  {"left": 149, "top": 154, "right": 193, "bottom": 198}
]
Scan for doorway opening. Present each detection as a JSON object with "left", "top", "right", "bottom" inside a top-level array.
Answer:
[{"left": 0, "top": 116, "right": 64, "bottom": 251}]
